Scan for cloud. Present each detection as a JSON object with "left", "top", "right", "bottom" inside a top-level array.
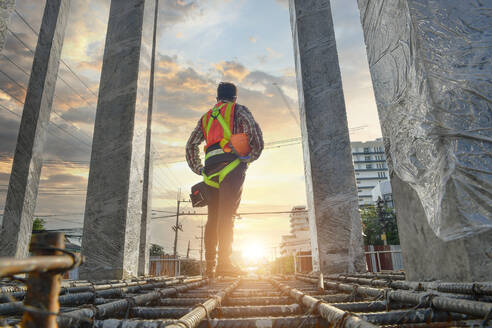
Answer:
[
  {"left": 215, "top": 61, "right": 250, "bottom": 82},
  {"left": 249, "top": 36, "right": 256, "bottom": 43}
]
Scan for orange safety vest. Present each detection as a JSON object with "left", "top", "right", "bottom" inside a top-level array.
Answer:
[
  {"left": 202, "top": 101, "right": 235, "bottom": 153},
  {"left": 200, "top": 101, "right": 241, "bottom": 189}
]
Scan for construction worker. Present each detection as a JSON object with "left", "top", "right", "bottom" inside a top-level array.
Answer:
[{"left": 186, "top": 82, "right": 264, "bottom": 277}]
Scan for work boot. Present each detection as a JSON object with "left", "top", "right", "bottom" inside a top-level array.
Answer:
[
  {"left": 215, "top": 261, "right": 246, "bottom": 277},
  {"left": 205, "top": 260, "right": 216, "bottom": 279}
]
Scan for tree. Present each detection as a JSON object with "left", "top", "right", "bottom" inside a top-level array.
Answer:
[
  {"left": 32, "top": 218, "right": 46, "bottom": 232},
  {"left": 181, "top": 259, "right": 201, "bottom": 275},
  {"left": 150, "top": 244, "right": 165, "bottom": 256},
  {"left": 360, "top": 205, "right": 399, "bottom": 245}
]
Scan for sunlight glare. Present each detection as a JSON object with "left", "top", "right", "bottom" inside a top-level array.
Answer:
[{"left": 241, "top": 242, "right": 266, "bottom": 262}]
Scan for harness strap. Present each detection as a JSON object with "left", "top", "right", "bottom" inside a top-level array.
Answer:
[
  {"left": 202, "top": 159, "right": 241, "bottom": 189},
  {"left": 203, "top": 103, "right": 234, "bottom": 151},
  {"left": 204, "top": 148, "right": 225, "bottom": 161}
]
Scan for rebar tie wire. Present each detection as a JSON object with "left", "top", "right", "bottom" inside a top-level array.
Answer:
[
  {"left": 482, "top": 306, "right": 492, "bottom": 328},
  {"left": 349, "top": 284, "right": 359, "bottom": 302},
  {"left": 335, "top": 312, "right": 351, "bottom": 328},
  {"left": 396, "top": 292, "right": 437, "bottom": 324},
  {"left": 125, "top": 296, "right": 137, "bottom": 319},
  {"left": 295, "top": 299, "right": 323, "bottom": 328}
]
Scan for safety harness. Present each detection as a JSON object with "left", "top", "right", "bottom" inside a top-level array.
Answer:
[{"left": 201, "top": 102, "right": 241, "bottom": 189}]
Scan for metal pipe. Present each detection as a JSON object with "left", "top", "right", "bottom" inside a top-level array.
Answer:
[
  {"left": 270, "top": 279, "right": 378, "bottom": 328},
  {"left": 57, "top": 279, "right": 207, "bottom": 327},
  {"left": 166, "top": 280, "right": 240, "bottom": 328}
]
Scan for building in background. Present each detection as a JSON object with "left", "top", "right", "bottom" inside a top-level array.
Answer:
[
  {"left": 372, "top": 180, "right": 394, "bottom": 208},
  {"left": 351, "top": 138, "right": 391, "bottom": 207},
  {"left": 280, "top": 206, "right": 311, "bottom": 256}
]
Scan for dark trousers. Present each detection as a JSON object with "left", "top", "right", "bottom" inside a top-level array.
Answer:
[{"left": 204, "top": 162, "right": 247, "bottom": 265}]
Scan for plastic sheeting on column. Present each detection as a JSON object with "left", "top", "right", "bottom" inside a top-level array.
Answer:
[{"left": 358, "top": 0, "right": 492, "bottom": 241}]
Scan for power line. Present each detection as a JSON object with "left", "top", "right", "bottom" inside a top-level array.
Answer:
[
  {"left": 152, "top": 209, "right": 308, "bottom": 219},
  {"left": 7, "top": 27, "right": 95, "bottom": 109},
  {"left": 0, "top": 68, "right": 27, "bottom": 91},
  {"left": 0, "top": 78, "right": 92, "bottom": 149},
  {"left": 0, "top": 86, "right": 25, "bottom": 104},
  {"left": 2, "top": 54, "right": 30, "bottom": 76},
  {"left": 13, "top": 9, "right": 98, "bottom": 99}
]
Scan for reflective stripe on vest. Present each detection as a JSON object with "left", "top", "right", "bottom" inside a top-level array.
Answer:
[
  {"left": 202, "top": 158, "right": 241, "bottom": 189},
  {"left": 204, "top": 148, "right": 225, "bottom": 161}
]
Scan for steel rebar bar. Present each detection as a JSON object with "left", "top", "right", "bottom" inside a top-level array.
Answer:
[
  {"left": 271, "top": 279, "right": 378, "bottom": 328},
  {"left": 165, "top": 280, "right": 240, "bottom": 328},
  {"left": 297, "top": 276, "right": 492, "bottom": 319},
  {"left": 57, "top": 279, "right": 207, "bottom": 327}
]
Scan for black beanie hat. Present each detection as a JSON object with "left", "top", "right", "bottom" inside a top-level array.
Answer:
[{"left": 217, "top": 82, "right": 237, "bottom": 101}]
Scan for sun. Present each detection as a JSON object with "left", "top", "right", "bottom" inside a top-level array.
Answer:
[{"left": 241, "top": 242, "right": 266, "bottom": 262}]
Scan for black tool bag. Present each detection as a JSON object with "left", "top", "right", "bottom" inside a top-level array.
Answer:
[{"left": 190, "top": 182, "right": 209, "bottom": 207}]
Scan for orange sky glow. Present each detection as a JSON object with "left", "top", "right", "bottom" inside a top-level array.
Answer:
[{"left": 0, "top": 0, "right": 382, "bottom": 260}]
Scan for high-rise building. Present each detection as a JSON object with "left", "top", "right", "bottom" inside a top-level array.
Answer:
[
  {"left": 280, "top": 206, "right": 311, "bottom": 256},
  {"left": 351, "top": 138, "right": 391, "bottom": 206}
]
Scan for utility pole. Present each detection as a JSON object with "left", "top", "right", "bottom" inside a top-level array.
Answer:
[
  {"left": 186, "top": 240, "right": 190, "bottom": 259},
  {"left": 172, "top": 190, "right": 192, "bottom": 276},
  {"left": 172, "top": 190, "right": 182, "bottom": 277},
  {"left": 195, "top": 224, "right": 204, "bottom": 275}
]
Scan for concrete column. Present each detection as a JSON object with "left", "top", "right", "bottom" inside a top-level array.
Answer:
[
  {"left": 0, "top": 0, "right": 15, "bottom": 53},
  {"left": 138, "top": 0, "right": 158, "bottom": 276},
  {"left": 357, "top": 0, "right": 492, "bottom": 281},
  {"left": 0, "top": 0, "right": 70, "bottom": 258},
  {"left": 80, "top": 0, "right": 155, "bottom": 280},
  {"left": 289, "top": 0, "right": 366, "bottom": 275}
]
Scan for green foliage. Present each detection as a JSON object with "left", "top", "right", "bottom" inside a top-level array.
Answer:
[
  {"left": 32, "top": 218, "right": 46, "bottom": 232},
  {"left": 149, "top": 243, "right": 165, "bottom": 256},
  {"left": 360, "top": 205, "right": 400, "bottom": 245},
  {"left": 269, "top": 255, "right": 294, "bottom": 275},
  {"left": 181, "top": 259, "right": 201, "bottom": 276}
]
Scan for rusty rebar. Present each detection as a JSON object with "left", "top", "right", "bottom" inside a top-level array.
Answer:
[
  {"left": 0, "top": 254, "right": 82, "bottom": 278},
  {"left": 20, "top": 233, "right": 72, "bottom": 328}
]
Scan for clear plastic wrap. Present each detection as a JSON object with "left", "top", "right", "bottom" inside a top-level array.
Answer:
[{"left": 358, "top": 0, "right": 492, "bottom": 241}]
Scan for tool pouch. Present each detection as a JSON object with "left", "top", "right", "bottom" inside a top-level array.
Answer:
[{"left": 190, "top": 182, "right": 209, "bottom": 207}]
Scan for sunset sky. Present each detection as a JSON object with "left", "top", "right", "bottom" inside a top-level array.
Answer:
[{"left": 0, "top": 0, "right": 381, "bottom": 259}]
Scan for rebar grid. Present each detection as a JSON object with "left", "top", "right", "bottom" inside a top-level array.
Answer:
[{"left": 1, "top": 273, "right": 491, "bottom": 328}]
